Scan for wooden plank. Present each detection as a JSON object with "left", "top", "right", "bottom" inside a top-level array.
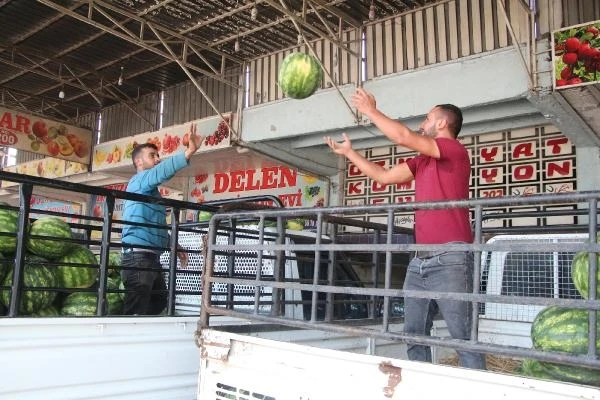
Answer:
[
  {"left": 365, "top": 24, "right": 376, "bottom": 80},
  {"left": 482, "top": 0, "right": 495, "bottom": 51},
  {"left": 251, "top": 59, "right": 259, "bottom": 106},
  {"left": 384, "top": 20, "right": 395, "bottom": 75},
  {"left": 340, "top": 30, "right": 351, "bottom": 85},
  {"left": 405, "top": 13, "right": 416, "bottom": 69},
  {"left": 394, "top": 16, "right": 405, "bottom": 71},
  {"left": 436, "top": 4, "right": 448, "bottom": 62},
  {"left": 375, "top": 22, "right": 385, "bottom": 77},
  {"left": 269, "top": 53, "right": 277, "bottom": 102},
  {"left": 459, "top": 0, "right": 471, "bottom": 56},
  {"left": 347, "top": 29, "right": 360, "bottom": 85},
  {"left": 471, "top": 0, "right": 483, "bottom": 53},
  {"left": 447, "top": 1, "right": 459, "bottom": 59},
  {"left": 414, "top": 10, "right": 426, "bottom": 67},
  {"left": 321, "top": 39, "right": 332, "bottom": 89},
  {"left": 496, "top": 0, "right": 508, "bottom": 48},
  {"left": 425, "top": 6, "right": 437, "bottom": 64}
]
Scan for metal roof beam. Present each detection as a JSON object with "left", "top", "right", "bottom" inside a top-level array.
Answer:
[
  {"left": 36, "top": 0, "right": 240, "bottom": 89},
  {"left": 306, "top": 0, "right": 361, "bottom": 28}
]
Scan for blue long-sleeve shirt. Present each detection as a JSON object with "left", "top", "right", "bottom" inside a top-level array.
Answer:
[{"left": 121, "top": 151, "right": 188, "bottom": 250}]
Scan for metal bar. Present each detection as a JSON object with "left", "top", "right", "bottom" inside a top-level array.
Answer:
[
  {"left": 309, "top": 213, "right": 323, "bottom": 323},
  {"left": 587, "top": 198, "right": 598, "bottom": 358},
  {"left": 381, "top": 209, "right": 394, "bottom": 332},
  {"left": 8, "top": 184, "right": 33, "bottom": 317},
  {"left": 146, "top": 22, "right": 238, "bottom": 138},
  {"left": 253, "top": 216, "right": 266, "bottom": 314},
  {"left": 470, "top": 204, "right": 483, "bottom": 342},
  {"left": 201, "top": 305, "right": 600, "bottom": 370},
  {"left": 325, "top": 221, "right": 336, "bottom": 322},
  {"left": 96, "top": 195, "right": 115, "bottom": 316},
  {"left": 167, "top": 207, "right": 181, "bottom": 316}
]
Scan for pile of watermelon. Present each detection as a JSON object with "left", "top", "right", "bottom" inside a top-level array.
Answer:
[
  {"left": 0, "top": 211, "right": 125, "bottom": 317},
  {"left": 523, "top": 245, "right": 600, "bottom": 386}
]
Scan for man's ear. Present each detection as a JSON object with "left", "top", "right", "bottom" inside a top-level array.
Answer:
[
  {"left": 133, "top": 156, "right": 142, "bottom": 170},
  {"left": 436, "top": 118, "right": 448, "bottom": 130}
]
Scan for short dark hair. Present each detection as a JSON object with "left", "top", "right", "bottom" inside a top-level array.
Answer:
[
  {"left": 131, "top": 143, "right": 158, "bottom": 168},
  {"left": 435, "top": 104, "right": 463, "bottom": 138}
]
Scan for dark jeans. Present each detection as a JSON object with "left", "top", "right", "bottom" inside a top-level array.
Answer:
[
  {"left": 403, "top": 251, "right": 486, "bottom": 370},
  {"left": 121, "top": 252, "right": 167, "bottom": 315}
]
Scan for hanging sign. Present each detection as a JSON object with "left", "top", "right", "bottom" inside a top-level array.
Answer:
[
  {"left": 553, "top": 20, "right": 600, "bottom": 89},
  {"left": 0, "top": 106, "right": 93, "bottom": 164}
]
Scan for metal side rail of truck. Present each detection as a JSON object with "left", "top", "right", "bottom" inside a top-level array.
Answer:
[{"left": 196, "top": 192, "right": 600, "bottom": 400}]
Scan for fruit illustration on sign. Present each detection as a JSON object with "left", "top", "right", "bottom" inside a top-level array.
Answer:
[
  {"left": 32, "top": 121, "right": 48, "bottom": 138},
  {"left": 46, "top": 140, "right": 60, "bottom": 157},
  {"left": 554, "top": 22, "right": 600, "bottom": 88},
  {"left": 56, "top": 135, "right": 74, "bottom": 156}
]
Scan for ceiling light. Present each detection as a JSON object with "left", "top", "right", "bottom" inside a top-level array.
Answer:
[
  {"left": 297, "top": 34, "right": 303, "bottom": 45},
  {"left": 369, "top": 1, "right": 375, "bottom": 20},
  {"left": 58, "top": 88, "right": 65, "bottom": 99},
  {"left": 234, "top": 38, "right": 240, "bottom": 52},
  {"left": 251, "top": 5, "right": 258, "bottom": 20},
  {"left": 118, "top": 66, "right": 124, "bottom": 86}
]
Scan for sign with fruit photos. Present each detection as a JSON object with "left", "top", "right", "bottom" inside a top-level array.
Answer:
[
  {"left": 92, "top": 114, "right": 231, "bottom": 171},
  {"left": 552, "top": 20, "right": 600, "bottom": 89},
  {"left": 0, "top": 106, "right": 92, "bottom": 164},
  {"left": 1, "top": 158, "right": 87, "bottom": 188}
]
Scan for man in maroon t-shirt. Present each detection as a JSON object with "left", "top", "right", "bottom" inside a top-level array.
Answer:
[{"left": 324, "top": 88, "right": 486, "bottom": 370}]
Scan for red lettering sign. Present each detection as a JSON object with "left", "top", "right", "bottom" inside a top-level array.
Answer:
[
  {"left": 371, "top": 181, "right": 388, "bottom": 192},
  {"left": 348, "top": 163, "right": 364, "bottom": 177},
  {"left": 546, "top": 160, "right": 572, "bottom": 178},
  {"left": 512, "top": 164, "right": 535, "bottom": 181},
  {"left": 545, "top": 137, "right": 570, "bottom": 155},
  {"left": 211, "top": 166, "right": 298, "bottom": 193},
  {"left": 480, "top": 146, "right": 502, "bottom": 163},
  {"left": 512, "top": 142, "right": 535, "bottom": 159},
  {"left": 480, "top": 167, "right": 502, "bottom": 184},
  {"left": 347, "top": 181, "right": 365, "bottom": 195}
]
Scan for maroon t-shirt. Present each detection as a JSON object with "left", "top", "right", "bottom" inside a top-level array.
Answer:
[{"left": 405, "top": 137, "right": 473, "bottom": 244}]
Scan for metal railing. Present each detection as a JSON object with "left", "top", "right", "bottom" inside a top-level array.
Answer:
[{"left": 199, "top": 190, "right": 600, "bottom": 371}]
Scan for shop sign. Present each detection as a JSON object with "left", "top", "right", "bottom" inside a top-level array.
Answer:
[
  {"left": 553, "top": 20, "right": 600, "bottom": 89},
  {"left": 0, "top": 106, "right": 92, "bottom": 163}
]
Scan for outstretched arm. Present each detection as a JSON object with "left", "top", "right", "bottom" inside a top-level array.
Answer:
[
  {"left": 184, "top": 123, "right": 204, "bottom": 160},
  {"left": 324, "top": 133, "right": 414, "bottom": 185},
  {"left": 352, "top": 88, "right": 440, "bottom": 158}
]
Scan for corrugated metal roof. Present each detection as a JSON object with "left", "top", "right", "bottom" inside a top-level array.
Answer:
[{"left": 0, "top": 0, "right": 442, "bottom": 121}]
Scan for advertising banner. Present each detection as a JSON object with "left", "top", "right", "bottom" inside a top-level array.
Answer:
[
  {"left": 92, "top": 114, "right": 230, "bottom": 171},
  {"left": 186, "top": 166, "right": 328, "bottom": 227},
  {"left": 1, "top": 158, "right": 87, "bottom": 188},
  {"left": 552, "top": 20, "right": 600, "bottom": 89},
  {"left": 0, "top": 106, "right": 93, "bottom": 163}
]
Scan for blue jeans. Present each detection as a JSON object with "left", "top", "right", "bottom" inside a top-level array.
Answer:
[
  {"left": 403, "top": 251, "right": 486, "bottom": 370},
  {"left": 121, "top": 252, "right": 167, "bottom": 315}
]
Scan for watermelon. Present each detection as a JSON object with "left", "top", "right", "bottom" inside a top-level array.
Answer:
[
  {"left": 0, "top": 252, "right": 8, "bottom": 283},
  {"left": 519, "top": 359, "right": 556, "bottom": 380},
  {"left": 197, "top": 210, "right": 213, "bottom": 222},
  {"left": 61, "top": 292, "right": 98, "bottom": 316},
  {"left": 531, "top": 306, "right": 600, "bottom": 386},
  {"left": 56, "top": 245, "right": 99, "bottom": 289},
  {"left": 572, "top": 251, "right": 600, "bottom": 299},
  {"left": 0, "top": 255, "right": 59, "bottom": 314},
  {"left": 95, "top": 251, "right": 121, "bottom": 278},
  {"left": 286, "top": 218, "right": 305, "bottom": 230},
  {"left": 30, "top": 305, "right": 60, "bottom": 317},
  {"left": 26, "top": 216, "right": 73, "bottom": 259},
  {"left": 278, "top": 52, "right": 323, "bottom": 99},
  {"left": 0, "top": 204, "right": 19, "bottom": 254},
  {"left": 106, "top": 276, "right": 124, "bottom": 315}
]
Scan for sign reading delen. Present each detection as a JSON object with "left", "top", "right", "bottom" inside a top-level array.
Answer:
[{"left": 0, "top": 106, "right": 93, "bottom": 164}]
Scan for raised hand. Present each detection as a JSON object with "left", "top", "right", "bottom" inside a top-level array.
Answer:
[
  {"left": 351, "top": 87, "right": 377, "bottom": 115},
  {"left": 185, "top": 123, "right": 204, "bottom": 160},
  {"left": 324, "top": 133, "right": 353, "bottom": 156}
]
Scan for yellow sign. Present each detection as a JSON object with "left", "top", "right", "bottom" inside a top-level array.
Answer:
[{"left": 0, "top": 106, "right": 93, "bottom": 164}]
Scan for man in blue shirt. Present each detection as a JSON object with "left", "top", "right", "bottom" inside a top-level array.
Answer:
[{"left": 121, "top": 124, "right": 203, "bottom": 315}]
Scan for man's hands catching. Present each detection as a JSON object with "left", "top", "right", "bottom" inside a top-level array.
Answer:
[
  {"left": 324, "top": 133, "right": 353, "bottom": 157},
  {"left": 351, "top": 87, "right": 377, "bottom": 116},
  {"left": 184, "top": 123, "right": 204, "bottom": 160}
]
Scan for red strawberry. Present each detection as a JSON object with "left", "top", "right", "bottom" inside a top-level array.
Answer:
[{"left": 562, "top": 52, "right": 578, "bottom": 65}]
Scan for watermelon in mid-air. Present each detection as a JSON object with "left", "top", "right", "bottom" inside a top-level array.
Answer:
[{"left": 278, "top": 52, "right": 323, "bottom": 99}]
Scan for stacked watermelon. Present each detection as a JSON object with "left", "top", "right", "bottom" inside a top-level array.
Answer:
[
  {"left": 56, "top": 245, "right": 99, "bottom": 289},
  {"left": 0, "top": 204, "right": 19, "bottom": 254},
  {"left": 524, "top": 241, "right": 600, "bottom": 386},
  {"left": 26, "top": 216, "right": 73, "bottom": 259},
  {"left": 0, "top": 255, "right": 59, "bottom": 314}
]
